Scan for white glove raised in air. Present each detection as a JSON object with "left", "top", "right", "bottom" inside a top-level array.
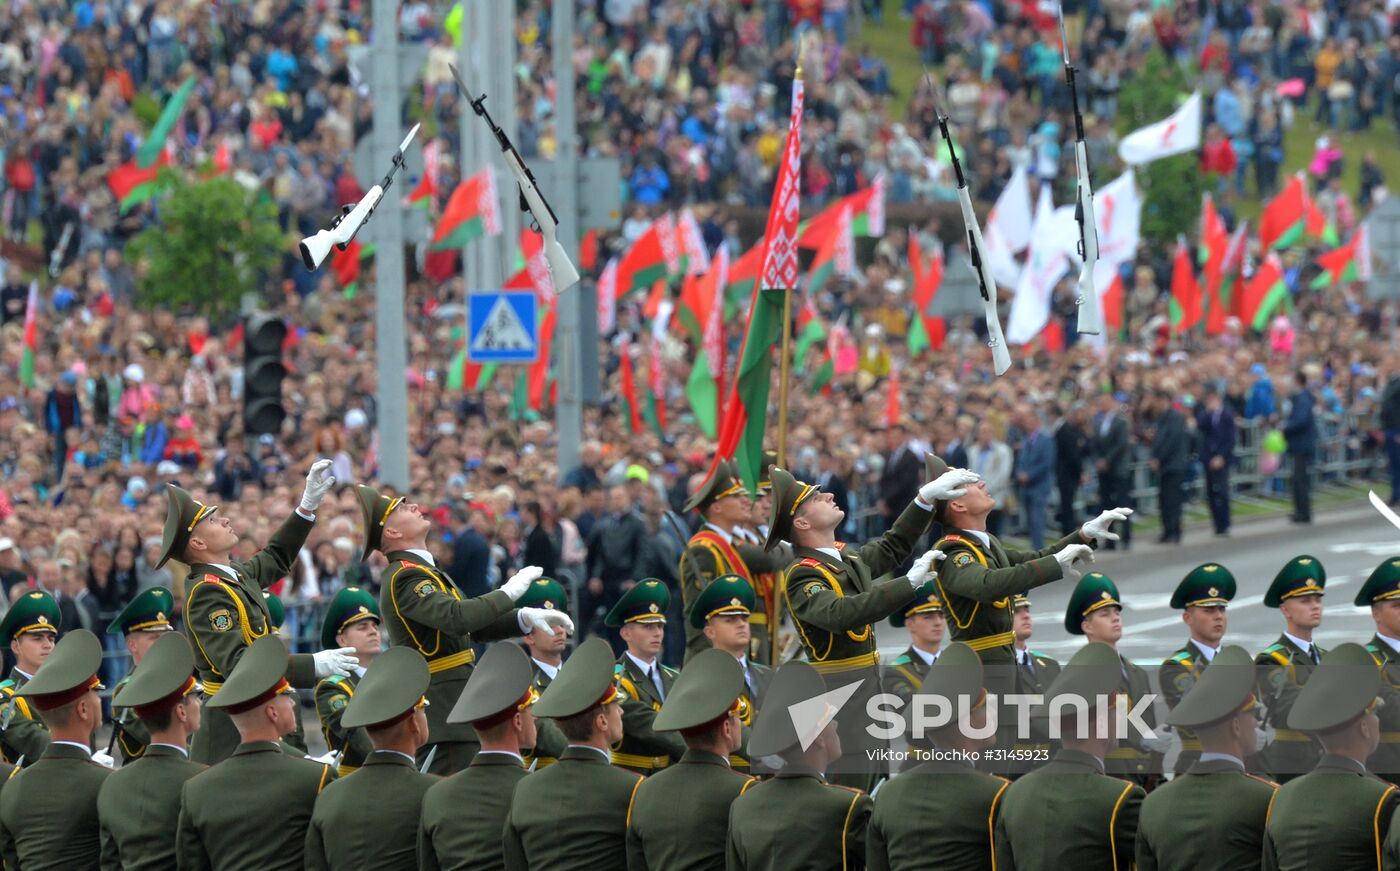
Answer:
[
  {"left": 519, "top": 607, "right": 575, "bottom": 635},
  {"left": 1053, "top": 544, "right": 1095, "bottom": 580},
  {"left": 299, "top": 459, "right": 337, "bottom": 514},
  {"left": 1081, "top": 507, "right": 1133, "bottom": 545},
  {"left": 500, "top": 566, "right": 544, "bottom": 602},
  {"left": 313, "top": 646, "right": 358, "bottom": 679},
  {"left": 907, "top": 549, "right": 946, "bottom": 589},
  {"left": 91, "top": 750, "right": 116, "bottom": 770},
  {"left": 919, "top": 469, "right": 982, "bottom": 503}
]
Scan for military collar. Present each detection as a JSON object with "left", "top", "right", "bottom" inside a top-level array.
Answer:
[
  {"left": 472, "top": 750, "right": 525, "bottom": 767},
  {"left": 1316, "top": 754, "right": 1369, "bottom": 776},
  {"left": 956, "top": 528, "right": 992, "bottom": 548},
  {"left": 533, "top": 658, "right": 560, "bottom": 681},
  {"left": 815, "top": 546, "right": 842, "bottom": 563},
  {"left": 702, "top": 523, "right": 735, "bottom": 545},
  {"left": 623, "top": 650, "right": 659, "bottom": 678},
  {"left": 145, "top": 743, "right": 190, "bottom": 759},
  {"left": 1052, "top": 748, "right": 1105, "bottom": 774},
  {"left": 403, "top": 548, "right": 436, "bottom": 567},
  {"left": 1281, "top": 631, "right": 1316, "bottom": 659},
  {"left": 1192, "top": 753, "right": 1245, "bottom": 772},
  {"left": 1374, "top": 633, "right": 1400, "bottom": 658},
  {"left": 773, "top": 762, "right": 826, "bottom": 782},
  {"left": 195, "top": 563, "right": 239, "bottom": 582},
  {"left": 562, "top": 744, "right": 610, "bottom": 763},
  {"left": 386, "top": 550, "right": 432, "bottom": 569},
  {"left": 1189, "top": 639, "right": 1220, "bottom": 662},
  {"left": 364, "top": 749, "right": 416, "bottom": 768},
  {"left": 11, "top": 668, "right": 32, "bottom": 683},
  {"left": 679, "top": 748, "right": 732, "bottom": 769},
  {"left": 231, "top": 740, "right": 282, "bottom": 757},
  {"left": 909, "top": 645, "right": 937, "bottom": 668},
  {"left": 791, "top": 545, "right": 847, "bottom": 573},
  {"left": 45, "top": 741, "right": 93, "bottom": 760}
]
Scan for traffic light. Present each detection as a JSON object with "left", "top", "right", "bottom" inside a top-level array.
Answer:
[{"left": 243, "top": 313, "right": 287, "bottom": 436}]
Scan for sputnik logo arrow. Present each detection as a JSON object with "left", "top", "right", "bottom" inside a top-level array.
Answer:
[{"left": 787, "top": 678, "right": 864, "bottom": 751}]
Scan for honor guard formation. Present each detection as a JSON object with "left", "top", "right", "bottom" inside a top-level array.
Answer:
[{"left": 2, "top": 451, "right": 1400, "bottom": 870}]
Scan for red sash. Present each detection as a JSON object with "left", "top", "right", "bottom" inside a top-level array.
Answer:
[{"left": 689, "top": 530, "right": 753, "bottom": 582}]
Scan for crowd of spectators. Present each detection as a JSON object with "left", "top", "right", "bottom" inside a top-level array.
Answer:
[{"left": 0, "top": 0, "right": 1399, "bottom": 667}]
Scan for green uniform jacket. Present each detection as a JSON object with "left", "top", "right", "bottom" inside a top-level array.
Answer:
[
  {"left": 177, "top": 740, "right": 334, "bottom": 871},
  {"left": 1266, "top": 754, "right": 1399, "bottom": 871},
  {"left": 678, "top": 527, "right": 783, "bottom": 662},
  {"left": 1368, "top": 635, "right": 1400, "bottom": 784},
  {"left": 184, "top": 511, "right": 319, "bottom": 765},
  {"left": 503, "top": 744, "right": 643, "bottom": 871},
  {"left": 1158, "top": 641, "right": 1210, "bottom": 774},
  {"left": 934, "top": 529, "right": 1085, "bottom": 679},
  {"left": 0, "top": 671, "right": 50, "bottom": 765},
  {"left": 97, "top": 743, "right": 205, "bottom": 870},
  {"left": 993, "top": 749, "right": 1144, "bottom": 871},
  {"left": 0, "top": 742, "right": 109, "bottom": 870},
  {"left": 379, "top": 551, "right": 522, "bottom": 749},
  {"left": 420, "top": 751, "right": 529, "bottom": 871},
  {"left": 1105, "top": 652, "right": 1161, "bottom": 788},
  {"left": 1253, "top": 635, "right": 1325, "bottom": 781},
  {"left": 867, "top": 758, "right": 1010, "bottom": 871},
  {"left": 523, "top": 660, "right": 566, "bottom": 769},
  {"left": 625, "top": 748, "right": 755, "bottom": 871},
  {"left": 110, "top": 674, "right": 153, "bottom": 764},
  {"left": 1136, "top": 757, "right": 1276, "bottom": 871},
  {"left": 613, "top": 655, "right": 685, "bottom": 775},
  {"left": 314, "top": 671, "right": 371, "bottom": 776},
  {"left": 726, "top": 763, "right": 871, "bottom": 871},
  {"left": 881, "top": 647, "right": 935, "bottom": 761},
  {"left": 1010, "top": 648, "right": 1060, "bottom": 773},
  {"left": 305, "top": 750, "right": 432, "bottom": 871}
]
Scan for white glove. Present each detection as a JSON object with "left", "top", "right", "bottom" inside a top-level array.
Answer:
[
  {"left": 501, "top": 566, "right": 544, "bottom": 602},
  {"left": 1139, "top": 731, "right": 1174, "bottom": 755},
  {"left": 91, "top": 750, "right": 116, "bottom": 769},
  {"left": 313, "top": 646, "right": 358, "bottom": 679},
  {"left": 907, "top": 549, "right": 945, "bottom": 588},
  {"left": 918, "top": 469, "right": 982, "bottom": 503},
  {"left": 1053, "top": 544, "right": 1095, "bottom": 580},
  {"left": 299, "top": 459, "right": 336, "bottom": 514},
  {"left": 305, "top": 751, "right": 338, "bottom": 765},
  {"left": 519, "top": 607, "right": 575, "bottom": 635},
  {"left": 1081, "top": 507, "right": 1133, "bottom": 545}
]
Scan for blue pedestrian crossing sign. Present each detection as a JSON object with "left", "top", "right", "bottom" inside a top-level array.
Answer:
[{"left": 468, "top": 292, "right": 538, "bottom": 363}]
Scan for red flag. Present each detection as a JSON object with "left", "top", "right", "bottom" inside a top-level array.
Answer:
[
  {"left": 1170, "top": 238, "right": 1204, "bottom": 333},
  {"left": 1259, "top": 175, "right": 1306, "bottom": 251},
  {"left": 884, "top": 368, "right": 901, "bottom": 427},
  {"left": 907, "top": 230, "right": 946, "bottom": 354},
  {"left": 618, "top": 343, "right": 643, "bottom": 434},
  {"left": 527, "top": 302, "right": 556, "bottom": 411},
  {"left": 1103, "top": 273, "right": 1124, "bottom": 333},
  {"left": 1040, "top": 320, "right": 1065, "bottom": 354},
  {"left": 580, "top": 229, "right": 599, "bottom": 273},
  {"left": 331, "top": 240, "right": 363, "bottom": 288}
]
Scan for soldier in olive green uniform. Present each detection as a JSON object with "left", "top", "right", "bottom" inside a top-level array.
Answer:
[
  {"left": 1356, "top": 559, "right": 1400, "bottom": 783},
  {"left": 159, "top": 473, "right": 358, "bottom": 766},
  {"left": 679, "top": 460, "right": 785, "bottom": 663},
  {"left": 1009, "top": 594, "right": 1060, "bottom": 773},
  {"left": 1137, "top": 646, "right": 1277, "bottom": 871},
  {"left": 106, "top": 585, "right": 178, "bottom": 764},
  {"left": 607, "top": 580, "right": 686, "bottom": 775},
  {"left": 504, "top": 637, "right": 643, "bottom": 870},
  {"left": 98, "top": 632, "right": 206, "bottom": 869},
  {"left": 868, "top": 643, "right": 1010, "bottom": 871},
  {"left": 1254, "top": 555, "right": 1328, "bottom": 782},
  {"left": 766, "top": 465, "right": 954, "bottom": 791},
  {"left": 177, "top": 634, "right": 336, "bottom": 871},
  {"left": 686, "top": 573, "right": 772, "bottom": 770},
  {"left": 262, "top": 591, "right": 309, "bottom": 755},
  {"left": 929, "top": 452, "right": 1120, "bottom": 762},
  {"left": 1065, "top": 572, "right": 1166, "bottom": 789},
  {"left": 1266, "top": 643, "right": 1399, "bottom": 870},
  {"left": 1157, "top": 563, "right": 1235, "bottom": 775},
  {"left": 727, "top": 660, "right": 872, "bottom": 870},
  {"left": 305, "top": 646, "right": 434, "bottom": 871},
  {"left": 0, "top": 590, "right": 59, "bottom": 766},
  {"left": 516, "top": 577, "right": 569, "bottom": 769},
  {"left": 358, "top": 484, "right": 573, "bottom": 775},
  {"left": 0, "top": 629, "right": 110, "bottom": 868},
  {"left": 994, "top": 642, "right": 1145, "bottom": 871},
  {"left": 881, "top": 583, "right": 945, "bottom": 765},
  {"left": 421, "top": 643, "right": 539, "bottom": 871},
  {"left": 312, "top": 586, "right": 382, "bottom": 776},
  {"left": 627, "top": 648, "right": 755, "bottom": 870}
]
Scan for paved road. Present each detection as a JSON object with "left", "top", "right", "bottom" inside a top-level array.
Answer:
[{"left": 877, "top": 498, "right": 1400, "bottom": 667}]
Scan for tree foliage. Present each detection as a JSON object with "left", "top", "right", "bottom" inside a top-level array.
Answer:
[
  {"left": 1115, "top": 49, "right": 1202, "bottom": 247},
  {"left": 130, "top": 173, "right": 283, "bottom": 319}
]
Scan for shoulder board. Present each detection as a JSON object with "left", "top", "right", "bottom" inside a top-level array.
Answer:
[
  {"left": 890, "top": 655, "right": 911, "bottom": 666},
  {"left": 325, "top": 675, "right": 349, "bottom": 687},
  {"left": 943, "top": 534, "right": 963, "bottom": 542},
  {"left": 1169, "top": 652, "right": 1193, "bottom": 665},
  {"left": 613, "top": 663, "right": 625, "bottom": 675},
  {"left": 201, "top": 575, "right": 224, "bottom": 584},
  {"left": 834, "top": 542, "right": 847, "bottom": 551},
  {"left": 1029, "top": 651, "right": 1052, "bottom": 661},
  {"left": 400, "top": 560, "right": 416, "bottom": 568},
  {"left": 0, "top": 680, "right": 13, "bottom": 694},
  {"left": 1368, "top": 644, "right": 1381, "bottom": 654},
  {"left": 799, "top": 558, "right": 822, "bottom": 568},
  {"left": 661, "top": 664, "right": 679, "bottom": 677},
  {"left": 1263, "top": 643, "right": 1285, "bottom": 654},
  {"left": 824, "top": 782, "right": 865, "bottom": 797},
  {"left": 1244, "top": 772, "right": 1279, "bottom": 789},
  {"left": 1265, "top": 650, "right": 1291, "bottom": 667}
]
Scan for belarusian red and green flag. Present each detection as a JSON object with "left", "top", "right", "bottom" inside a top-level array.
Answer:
[
  {"left": 1311, "top": 226, "right": 1370, "bottom": 288},
  {"left": 405, "top": 138, "right": 440, "bottom": 210},
  {"left": 1169, "top": 236, "right": 1204, "bottom": 333},
  {"left": 19, "top": 280, "right": 38, "bottom": 389},
  {"left": 907, "top": 229, "right": 945, "bottom": 355},
  {"left": 618, "top": 341, "right": 644, "bottom": 434},
  {"left": 677, "top": 208, "right": 709, "bottom": 276},
  {"left": 137, "top": 77, "right": 195, "bottom": 168},
  {"left": 681, "top": 248, "right": 728, "bottom": 438},
  {"left": 793, "top": 293, "right": 826, "bottom": 372},
  {"left": 797, "top": 177, "right": 885, "bottom": 247},
  {"left": 107, "top": 149, "right": 171, "bottom": 213},
  {"left": 330, "top": 240, "right": 374, "bottom": 298},
  {"left": 617, "top": 213, "right": 681, "bottom": 297},
  {"left": 1259, "top": 175, "right": 1306, "bottom": 251},
  {"left": 805, "top": 203, "right": 855, "bottom": 297},
  {"left": 430, "top": 167, "right": 502, "bottom": 250},
  {"left": 713, "top": 72, "right": 804, "bottom": 494},
  {"left": 1240, "top": 252, "right": 1290, "bottom": 330}
]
